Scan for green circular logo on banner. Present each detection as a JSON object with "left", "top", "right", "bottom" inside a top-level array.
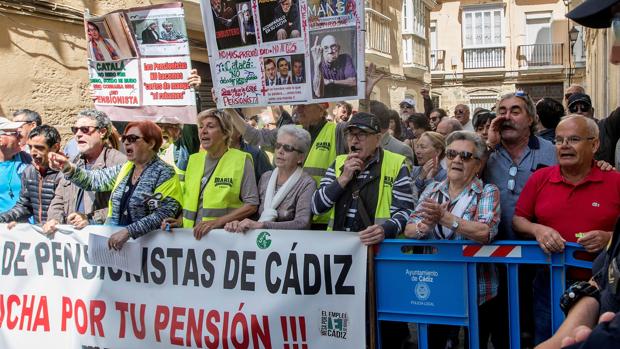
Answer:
[{"left": 256, "top": 231, "right": 272, "bottom": 249}]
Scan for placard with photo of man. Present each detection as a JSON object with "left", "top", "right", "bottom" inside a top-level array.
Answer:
[
  {"left": 310, "top": 28, "right": 357, "bottom": 98},
  {"left": 258, "top": 0, "right": 302, "bottom": 43}
]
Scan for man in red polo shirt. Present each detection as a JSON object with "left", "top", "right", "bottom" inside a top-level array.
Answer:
[{"left": 513, "top": 114, "right": 620, "bottom": 344}]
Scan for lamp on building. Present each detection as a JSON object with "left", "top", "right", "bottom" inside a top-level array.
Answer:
[{"left": 569, "top": 26, "right": 579, "bottom": 52}]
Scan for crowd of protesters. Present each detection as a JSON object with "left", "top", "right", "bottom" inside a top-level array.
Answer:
[{"left": 0, "top": 1, "right": 619, "bottom": 348}]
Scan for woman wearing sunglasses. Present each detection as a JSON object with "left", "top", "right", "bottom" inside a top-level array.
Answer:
[
  {"left": 404, "top": 131, "right": 501, "bottom": 349},
  {"left": 161, "top": 109, "right": 259, "bottom": 239},
  {"left": 225, "top": 125, "right": 316, "bottom": 232},
  {"left": 48, "top": 120, "right": 182, "bottom": 251}
]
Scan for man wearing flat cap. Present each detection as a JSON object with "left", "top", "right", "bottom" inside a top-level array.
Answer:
[{"left": 311, "top": 111, "right": 414, "bottom": 241}]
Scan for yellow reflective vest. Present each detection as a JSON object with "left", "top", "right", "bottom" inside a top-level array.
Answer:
[
  {"left": 109, "top": 162, "right": 182, "bottom": 217},
  {"left": 303, "top": 122, "right": 337, "bottom": 224},
  {"left": 328, "top": 149, "right": 406, "bottom": 230},
  {"left": 182, "top": 149, "right": 251, "bottom": 228}
]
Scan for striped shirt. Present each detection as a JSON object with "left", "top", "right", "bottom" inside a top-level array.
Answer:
[
  {"left": 312, "top": 150, "right": 414, "bottom": 237},
  {"left": 68, "top": 157, "right": 181, "bottom": 239},
  {"left": 408, "top": 178, "right": 501, "bottom": 305}
]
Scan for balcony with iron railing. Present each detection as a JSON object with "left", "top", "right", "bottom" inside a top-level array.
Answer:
[
  {"left": 518, "top": 43, "right": 564, "bottom": 68},
  {"left": 463, "top": 47, "right": 505, "bottom": 69},
  {"left": 430, "top": 50, "right": 445, "bottom": 71},
  {"left": 365, "top": 8, "right": 391, "bottom": 58}
]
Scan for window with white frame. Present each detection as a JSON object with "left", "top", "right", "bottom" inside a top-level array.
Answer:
[
  {"left": 430, "top": 20, "right": 437, "bottom": 51},
  {"left": 463, "top": 6, "right": 503, "bottom": 48},
  {"left": 402, "top": 0, "right": 425, "bottom": 38},
  {"left": 403, "top": 36, "right": 427, "bottom": 66},
  {"left": 403, "top": 0, "right": 427, "bottom": 65},
  {"left": 469, "top": 94, "right": 499, "bottom": 111}
]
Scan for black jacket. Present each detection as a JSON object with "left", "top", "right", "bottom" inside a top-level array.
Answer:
[{"left": 0, "top": 165, "right": 62, "bottom": 224}]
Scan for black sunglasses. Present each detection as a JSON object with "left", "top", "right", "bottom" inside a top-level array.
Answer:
[
  {"left": 445, "top": 149, "right": 478, "bottom": 161},
  {"left": 568, "top": 103, "right": 591, "bottom": 113},
  {"left": 121, "top": 134, "right": 143, "bottom": 144},
  {"left": 71, "top": 126, "right": 98, "bottom": 135},
  {"left": 275, "top": 142, "right": 301, "bottom": 153}
]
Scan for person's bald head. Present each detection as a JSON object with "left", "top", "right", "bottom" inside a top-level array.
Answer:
[
  {"left": 292, "top": 103, "right": 327, "bottom": 128},
  {"left": 320, "top": 35, "right": 340, "bottom": 64},
  {"left": 436, "top": 118, "right": 463, "bottom": 137},
  {"left": 564, "top": 84, "right": 585, "bottom": 105},
  {"left": 454, "top": 104, "right": 470, "bottom": 125},
  {"left": 555, "top": 114, "right": 600, "bottom": 169}
]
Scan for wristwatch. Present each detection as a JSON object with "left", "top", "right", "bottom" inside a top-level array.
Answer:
[
  {"left": 560, "top": 281, "right": 600, "bottom": 316},
  {"left": 451, "top": 218, "right": 460, "bottom": 231}
]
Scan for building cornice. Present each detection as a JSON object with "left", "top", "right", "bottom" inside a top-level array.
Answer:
[{"left": 0, "top": 0, "right": 83, "bottom": 24}]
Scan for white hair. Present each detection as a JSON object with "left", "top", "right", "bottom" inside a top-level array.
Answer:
[{"left": 277, "top": 125, "right": 311, "bottom": 155}]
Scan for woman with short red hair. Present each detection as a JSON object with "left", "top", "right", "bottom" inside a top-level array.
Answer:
[{"left": 48, "top": 120, "right": 182, "bottom": 250}]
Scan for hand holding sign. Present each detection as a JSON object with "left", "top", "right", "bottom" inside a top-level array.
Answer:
[{"left": 108, "top": 228, "right": 131, "bottom": 251}]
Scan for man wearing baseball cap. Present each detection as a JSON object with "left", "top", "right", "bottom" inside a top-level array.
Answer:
[
  {"left": 399, "top": 98, "right": 416, "bottom": 117},
  {"left": 311, "top": 111, "right": 413, "bottom": 241},
  {"left": 567, "top": 93, "right": 595, "bottom": 119},
  {"left": 0, "top": 117, "right": 31, "bottom": 213},
  {"left": 537, "top": 2, "right": 620, "bottom": 348}
]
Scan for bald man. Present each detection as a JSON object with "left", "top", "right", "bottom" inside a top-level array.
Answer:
[{"left": 311, "top": 34, "right": 357, "bottom": 98}]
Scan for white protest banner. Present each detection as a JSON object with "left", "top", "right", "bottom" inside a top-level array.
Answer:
[
  {"left": 200, "top": 0, "right": 365, "bottom": 108},
  {"left": 0, "top": 224, "right": 366, "bottom": 348},
  {"left": 86, "top": 2, "right": 197, "bottom": 123}
]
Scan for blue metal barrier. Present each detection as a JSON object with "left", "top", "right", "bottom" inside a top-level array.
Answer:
[{"left": 374, "top": 240, "right": 593, "bottom": 349}]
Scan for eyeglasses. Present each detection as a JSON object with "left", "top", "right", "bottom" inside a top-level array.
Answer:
[
  {"left": 454, "top": 109, "right": 465, "bottom": 114},
  {"left": 121, "top": 134, "right": 143, "bottom": 144},
  {"left": 568, "top": 103, "right": 591, "bottom": 113},
  {"left": 507, "top": 166, "right": 517, "bottom": 192},
  {"left": 345, "top": 131, "right": 370, "bottom": 141},
  {"left": 554, "top": 135, "right": 595, "bottom": 146},
  {"left": 322, "top": 44, "right": 340, "bottom": 53},
  {"left": 71, "top": 126, "right": 98, "bottom": 135},
  {"left": 0, "top": 130, "right": 21, "bottom": 138},
  {"left": 275, "top": 142, "right": 302, "bottom": 153},
  {"left": 400, "top": 104, "right": 414, "bottom": 109},
  {"left": 445, "top": 149, "right": 478, "bottom": 161}
]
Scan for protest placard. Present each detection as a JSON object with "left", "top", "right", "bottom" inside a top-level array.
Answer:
[
  {"left": 86, "top": 2, "right": 196, "bottom": 124},
  {"left": 200, "top": 0, "right": 365, "bottom": 108},
  {"left": 0, "top": 224, "right": 366, "bottom": 348}
]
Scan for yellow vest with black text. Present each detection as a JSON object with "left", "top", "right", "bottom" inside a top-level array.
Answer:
[
  {"left": 109, "top": 162, "right": 183, "bottom": 217},
  {"left": 303, "top": 122, "right": 337, "bottom": 224},
  {"left": 328, "top": 149, "right": 406, "bottom": 230},
  {"left": 182, "top": 149, "right": 250, "bottom": 228}
]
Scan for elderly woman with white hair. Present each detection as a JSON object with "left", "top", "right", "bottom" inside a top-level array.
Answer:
[
  {"left": 225, "top": 125, "right": 316, "bottom": 231},
  {"left": 404, "top": 131, "right": 501, "bottom": 349}
]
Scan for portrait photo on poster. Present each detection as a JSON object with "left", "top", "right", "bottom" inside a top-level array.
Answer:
[
  {"left": 258, "top": 0, "right": 301, "bottom": 43},
  {"left": 86, "top": 15, "right": 138, "bottom": 61},
  {"left": 263, "top": 54, "right": 306, "bottom": 87},
  {"left": 310, "top": 27, "right": 357, "bottom": 99},
  {"left": 210, "top": 0, "right": 258, "bottom": 50}
]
